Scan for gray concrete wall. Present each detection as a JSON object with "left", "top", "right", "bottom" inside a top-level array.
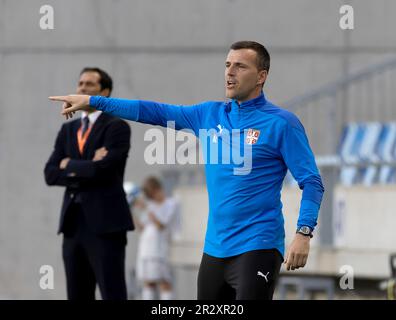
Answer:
[{"left": 1, "top": 0, "right": 396, "bottom": 298}]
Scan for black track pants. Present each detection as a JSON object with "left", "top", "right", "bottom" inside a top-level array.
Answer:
[{"left": 197, "top": 249, "right": 283, "bottom": 300}]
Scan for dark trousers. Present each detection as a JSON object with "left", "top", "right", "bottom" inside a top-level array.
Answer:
[
  {"left": 197, "top": 249, "right": 283, "bottom": 300},
  {"left": 62, "top": 203, "right": 127, "bottom": 300}
]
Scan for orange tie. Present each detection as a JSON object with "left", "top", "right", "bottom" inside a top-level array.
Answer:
[{"left": 77, "top": 117, "right": 91, "bottom": 154}]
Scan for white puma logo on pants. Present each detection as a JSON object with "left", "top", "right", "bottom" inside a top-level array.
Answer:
[{"left": 257, "top": 271, "right": 270, "bottom": 283}]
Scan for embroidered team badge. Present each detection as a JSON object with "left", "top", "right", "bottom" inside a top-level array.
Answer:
[{"left": 245, "top": 128, "right": 260, "bottom": 145}]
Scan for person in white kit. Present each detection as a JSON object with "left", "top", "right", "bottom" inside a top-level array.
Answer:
[{"left": 134, "top": 176, "right": 181, "bottom": 300}]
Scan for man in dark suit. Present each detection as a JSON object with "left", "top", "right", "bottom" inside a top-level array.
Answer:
[{"left": 44, "top": 67, "right": 134, "bottom": 300}]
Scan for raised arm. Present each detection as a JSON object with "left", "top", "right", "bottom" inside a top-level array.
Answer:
[{"left": 49, "top": 95, "right": 205, "bottom": 135}]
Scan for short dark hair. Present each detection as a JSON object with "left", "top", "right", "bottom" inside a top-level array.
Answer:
[
  {"left": 80, "top": 67, "right": 113, "bottom": 96},
  {"left": 230, "top": 41, "right": 270, "bottom": 72},
  {"left": 142, "top": 176, "right": 163, "bottom": 198}
]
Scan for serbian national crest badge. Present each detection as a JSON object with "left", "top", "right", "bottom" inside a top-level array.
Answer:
[{"left": 245, "top": 128, "right": 260, "bottom": 145}]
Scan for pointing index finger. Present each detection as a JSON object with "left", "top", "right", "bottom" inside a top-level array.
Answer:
[{"left": 48, "top": 96, "right": 69, "bottom": 102}]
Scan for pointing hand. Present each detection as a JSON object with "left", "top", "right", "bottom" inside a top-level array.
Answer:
[{"left": 49, "top": 94, "right": 91, "bottom": 120}]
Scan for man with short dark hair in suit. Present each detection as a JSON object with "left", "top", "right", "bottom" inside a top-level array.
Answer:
[{"left": 44, "top": 68, "right": 134, "bottom": 300}]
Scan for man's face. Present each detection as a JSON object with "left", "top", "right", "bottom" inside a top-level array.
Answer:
[
  {"left": 77, "top": 71, "right": 103, "bottom": 96},
  {"left": 225, "top": 49, "right": 267, "bottom": 102}
]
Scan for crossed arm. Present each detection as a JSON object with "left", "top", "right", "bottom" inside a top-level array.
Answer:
[{"left": 44, "top": 118, "right": 130, "bottom": 187}]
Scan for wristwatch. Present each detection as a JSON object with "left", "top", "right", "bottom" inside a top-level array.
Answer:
[{"left": 296, "top": 226, "right": 313, "bottom": 238}]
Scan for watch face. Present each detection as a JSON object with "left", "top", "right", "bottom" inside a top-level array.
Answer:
[{"left": 300, "top": 226, "right": 310, "bottom": 234}]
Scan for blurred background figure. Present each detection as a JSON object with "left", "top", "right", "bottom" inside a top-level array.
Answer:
[
  {"left": 133, "top": 176, "right": 181, "bottom": 300},
  {"left": 44, "top": 68, "right": 134, "bottom": 300}
]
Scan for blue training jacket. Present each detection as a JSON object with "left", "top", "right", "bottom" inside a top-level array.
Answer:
[{"left": 89, "top": 92, "right": 324, "bottom": 258}]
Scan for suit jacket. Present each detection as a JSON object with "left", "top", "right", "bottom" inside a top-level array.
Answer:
[{"left": 44, "top": 113, "right": 134, "bottom": 234}]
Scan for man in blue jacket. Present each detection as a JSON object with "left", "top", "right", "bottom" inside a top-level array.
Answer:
[{"left": 50, "top": 41, "right": 324, "bottom": 300}]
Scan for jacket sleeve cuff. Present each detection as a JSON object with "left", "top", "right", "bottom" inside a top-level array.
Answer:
[
  {"left": 65, "top": 159, "right": 96, "bottom": 178},
  {"left": 297, "top": 198, "right": 320, "bottom": 231}
]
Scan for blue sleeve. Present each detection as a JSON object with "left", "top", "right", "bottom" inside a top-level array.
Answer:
[
  {"left": 89, "top": 96, "right": 204, "bottom": 135},
  {"left": 280, "top": 121, "right": 325, "bottom": 231}
]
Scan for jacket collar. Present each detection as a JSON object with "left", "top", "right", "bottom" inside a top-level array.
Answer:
[
  {"left": 81, "top": 110, "right": 102, "bottom": 126},
  {"left": 230, "top": 92, "right": 267, "bottom": 112}
]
